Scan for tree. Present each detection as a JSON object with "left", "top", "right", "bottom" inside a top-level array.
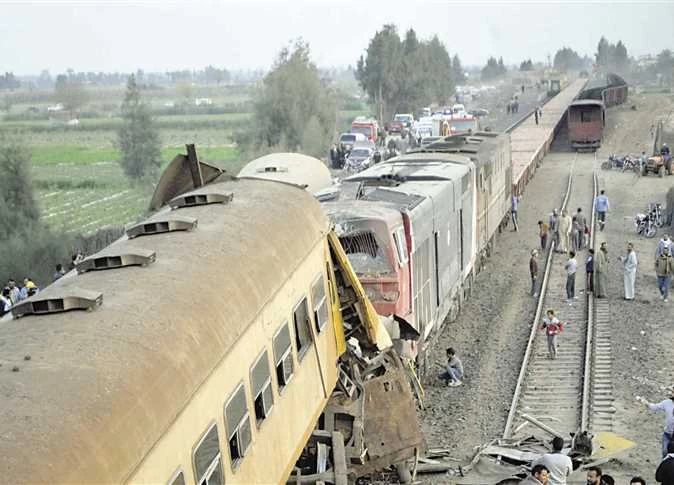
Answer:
[
  {"left": 250, "top": 39, "right": 336, "bottom": 153},
  {"left": 356, "top": 24, "right": 403, "bottom": 122},
  {"left": 117, "top": 74, "right": 162, "bottom": 182},
  {"left": 54, "top": 74, "right": 89, "bottom": 115},
  {"left": 0, "top": 132, "right": 40, "bottom": 240},
  {"left": 595, "top": 37, "right": 629, "bottom": 73},
  {"left": 481, "top": 56, "right": 507, "bottom": 80},
  {"left": 356, "top": 25, "right": 454, "bottom": 120},
  {"left": 520, "top": 59, "right": 534, "bottom": 71},
  {"left": 451, "top": 54, "right": 466, "bottom": 85},
  {"left": 553, "top": 47, "right": 585, "bottom": 71}
]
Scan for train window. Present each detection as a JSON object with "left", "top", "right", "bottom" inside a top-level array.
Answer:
[
  {"left": 225, "top": 383, "right": 252, "bottom": 470},
  {"left": 193, "top": 423, "right": 224, "bottom": 485},
  {"left": 273, "top": 322, "right": 294, "bottom": 391},
  {"left": 392, "top": 227, "right": 408, "bottom": 265},
  {"left": 250, "top": 350, "right": 274, "bottom": 426},
  {"left": 581, "top": 111, "right": 592, "bottom": 123},
  {"left": 311, "top": 275, "right": 328, "bottom": 333},
  {"left": 167, "top": 469, "right": 186, "bottom": 485},
  {"left": 293, "top": 297, "right": 313, "bottom": 360}
]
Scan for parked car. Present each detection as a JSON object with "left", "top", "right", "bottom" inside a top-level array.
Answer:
[
  {"left": 339, "top": 133, "right": 368, "bottom": 153},
  {"left": 469, "top": 108, "right": 490, "bottom": 118},
  {"left": 394, "top": 113, "right": 414, "bottom": 128},
  {"left": 344, "top": 145, "right": 375, "bottom": 174}
]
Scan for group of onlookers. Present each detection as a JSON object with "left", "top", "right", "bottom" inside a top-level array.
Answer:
[
  {"left": 0, "top": 252, "right": 85, "bottom": 317},
  {"left": 0, "top": 278, "right": 40, "bottom": 316}
]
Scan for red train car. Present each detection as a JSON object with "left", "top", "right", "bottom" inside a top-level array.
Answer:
[{"left": 567, "top": 99, "right": 605, "bottom": 150}]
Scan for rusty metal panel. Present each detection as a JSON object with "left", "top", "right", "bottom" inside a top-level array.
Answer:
[{"left": 359, "top": 356, "right": 426, "bottom": 471}]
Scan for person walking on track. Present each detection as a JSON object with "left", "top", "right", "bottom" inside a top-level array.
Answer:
[
  {"left": 637, "top": 388, "right": 674, "bottom": 458},
  {"left": 565, "top": 251, "right": 578, "bottom": 303},
  {"left": 532, "top": 436, "right": 573, "bottom": 485},
  {"left": 586, "top": 249, "right": 595, "bottom": 293},
  {"left": 549, "top": 209, "right": 560, "bottom": 249},
  {"left": 530, "top": 249, "right": 539, "bottom": 297},
  {"left": 595, "top": 190, "right": 610, "bottom": 231},
  {"left": 656, "top": 246, "right": 674, "bottom": 302},
  {"left": 559, "top": 210, "right": 573, "bottom": 254},
  {"left": 538, "top": 220, "right": 549, "bottom": 251},
  {"left": 574, "top": 208, "right": 587, "bottom": 251},
  {"left": 619, "top": 242, "right": 638, "bottom": 300},
  {"left": 595, "top": 242, "right": 609, "bottom": 298},
  {"left": 540, "top": 309, "right": 563, "bottom": 359},
  {"left": 511, "top": 194, "right": 520, "bottom": 231}
]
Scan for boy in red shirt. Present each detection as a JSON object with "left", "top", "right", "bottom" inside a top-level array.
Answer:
[{"left": 540, "top": 309, "right": 564, "bottom": 359}]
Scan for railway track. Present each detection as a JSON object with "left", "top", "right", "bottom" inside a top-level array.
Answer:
[{"left": 503, "top": 152, "right": 613, "bottom": 439}]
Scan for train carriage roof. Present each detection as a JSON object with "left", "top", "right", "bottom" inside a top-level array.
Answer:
[{"left": 0, "top": 177, "right": 328, "bottom": 484}]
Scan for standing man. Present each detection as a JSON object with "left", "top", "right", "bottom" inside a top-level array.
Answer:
[
  {"left": 595, "top": 242, "right": 609, "bottom": 298},
  {"left": 540, "top": 309, "right": 563, "bottom": 359},
  {"left": 565, "top": 251, "right": 578, "bottom": 303},
  {"left": 574, "top": 208, "right": 587, "bottom": 251},
  {"left": 586, "top": 249, "right": 595, "bottom": 293},
  {"left": 559, "top": 210, "right": 573, "bottom": 254},
  {"left": 532, "top": 436, "right": 573, "bottom": 485},
  {"left": 538, "top": 220, "right": 549, "bottom": 251},
  {"left": 640, "top": 151, "right": 648, "bottom": 176},
  {"left": 658, "top": 234, "right": 673, "bottom": 258},
  {"left": 620, "top": 242, "right": 638, "bottom": 300},
  {"left": 6, "top": 279, "right": 21, "bottom": 304},
  {"left": 520, "top": 464, "right": 550, "bottom": 485},
  {"left": 511, "top": 193, "right": 521, "bottom": 232},
  {"left": 637, "top": 388, "right": 674, "bottom": 457},
  {"left": 656, "top": 246, "right": 674, "bottom": 302},
  {"left": 530, "top": 249, "right": 539, "bottom": 297},
  {"left": 595, "top": 190, "right": 610, "bottom": 231},
  {"left": 549, "top": 209, "right": 560, "bottom": 249},
  {"left": 535, "top": 108, "right": 539, "bottom": 125}
]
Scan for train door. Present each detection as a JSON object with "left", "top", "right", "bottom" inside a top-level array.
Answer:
[{"left": 412, "top": 237, "right": 435, "bottom": 339}]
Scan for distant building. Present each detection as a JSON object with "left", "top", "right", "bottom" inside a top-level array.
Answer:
[{"left": 195, "top": 98, "right": 212, "bottom": 106}]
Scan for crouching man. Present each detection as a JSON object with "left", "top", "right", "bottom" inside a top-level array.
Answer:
[{"left": 439, "top": 347, "right": 464, "bottom": 387}]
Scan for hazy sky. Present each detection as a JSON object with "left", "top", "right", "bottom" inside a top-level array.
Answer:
[{"left": 1, "top": 0, "right": 672, "bottom": 75}]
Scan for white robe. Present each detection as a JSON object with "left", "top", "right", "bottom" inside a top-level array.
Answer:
[{"left": 623, "top": 250, "right": 637, "bottom": 299}]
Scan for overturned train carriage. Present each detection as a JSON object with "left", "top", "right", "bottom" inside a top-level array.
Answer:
[{"left": 0, "top": 154, "right": 421, "bottom": 484}]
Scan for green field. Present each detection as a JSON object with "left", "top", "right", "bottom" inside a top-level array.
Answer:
[{"left": 2, "top": 80, "right": 368, "bottom": 237}]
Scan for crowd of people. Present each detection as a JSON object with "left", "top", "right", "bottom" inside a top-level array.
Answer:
[
  {"left": 0, "top": 252, "right": 84, "bottom": 317},
  {"left": 521, "top": 186, "right": 674, "bottom": 482}
]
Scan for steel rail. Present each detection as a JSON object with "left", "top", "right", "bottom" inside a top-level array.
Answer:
[
  {"left": 580, "top": 157, "right": 598, "bottom": 431},
  {"left": 502, "top": 155, "right": 576, "bottom": 439}
]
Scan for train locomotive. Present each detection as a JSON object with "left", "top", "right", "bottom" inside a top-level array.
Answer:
[{"left": 321, "top": 132, "right": 512, "bottom": 364}]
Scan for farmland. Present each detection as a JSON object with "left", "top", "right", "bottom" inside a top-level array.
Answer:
[{"left": 1, "top": 82, "right": 367, "bottom": 235}]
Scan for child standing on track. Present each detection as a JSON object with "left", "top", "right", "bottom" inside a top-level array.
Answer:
[{"left": 540, "top": 309, "right": 564, "bottom": 359}]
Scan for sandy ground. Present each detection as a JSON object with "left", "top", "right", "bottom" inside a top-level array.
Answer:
[{"left": 417, "top": 91, "right": 674, "bottom": 484}]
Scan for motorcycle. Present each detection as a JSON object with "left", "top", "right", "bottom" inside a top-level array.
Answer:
[
  {"left": 634, "top": 212, "right": 657, "bottom": 238},
  {"left": 622, "top": 156, "right": 640, "bottom": 174},
  {"left": 649, "top": 202, "right": 665, "bottom": 227}
]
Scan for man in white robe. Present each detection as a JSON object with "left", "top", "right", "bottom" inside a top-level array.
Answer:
[{"left": 620, "top": 242, "right": 638, "bottom": 300}]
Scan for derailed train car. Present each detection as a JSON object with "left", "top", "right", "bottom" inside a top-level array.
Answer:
[
  {"left": 0, "top": 151, "right": 422, "bottom": 484},
  {"left": 321, "top": 132, "right": 512, "bottom": 363}
]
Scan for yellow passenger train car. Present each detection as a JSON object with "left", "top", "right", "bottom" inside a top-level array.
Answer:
[{"left": 0, "top": 173, "right": 380, "bottom": 484}]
